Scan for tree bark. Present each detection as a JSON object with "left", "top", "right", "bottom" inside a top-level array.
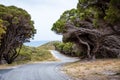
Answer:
[{"left": 63, "top": 22, "right": 120, "bottom": 59}]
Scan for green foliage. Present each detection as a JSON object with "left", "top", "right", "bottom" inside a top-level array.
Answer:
[
  {"left": 78, "top": 0, "right": 120, "bottom": 25},
  {"left": 30, "top": 49, "right": 54, "bottom": 61},
  {"left": 105, "top": 0, "right": 120, "bottom": 24},
  {"left": 17, "top": 46, "right": 33, "bottom": 61},
  {"left": 54, "top": 42, "right": 80, "bottom": 56},
  {"left": 56, "top": 42, "right": 65, "bottom": 51},
  {"left": 51, "top": 0, "right": 120, "bottom": 59},
  {"left": 15, "top": 41, "right": 57, "bottom": 63},
  {"left": 0, "top": 4, "right": 36, "bottom": 41},
  {"left": 52, "top": 20, "right": 66, "bottom": 34},
  {"left": 12, "top": 17, "right": 19, "bottom": 24},
  {"left": 0, "top": 4, "right": 36, "bottom": 64},
  {"left": 0, "top": 19, "right": 6, "bottom": 40},
  {"left": 52, "top": 0, "right": 120, "bottom": 33},
  {"left": 52, "top": 9, "right": 79, "bottom": 34},
  {"left": 63, "top": 42, "right": 73, "bottom": 53}
]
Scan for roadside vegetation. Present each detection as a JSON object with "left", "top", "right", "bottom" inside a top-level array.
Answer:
[
  {"left": 0, "top": 4, "right": 36, "bottom": 64},
  {"left": 54, "top": 42, "right": 85, "bottom": 57},
  {"left": 0, "top": 41, "right": 58, "bottom": 68},
  {"left": 51, "top": 0, "right": 120, "bottom": 80},
  {"left": 13, "top": 41, "right": 58, "bottom": 64},
  {"left": 62, "top": 59, "right": 120, "bottom": 80},
  {"left": 0, "top": 4, "right": 58, "bottom": 65},
  {"left": 0, "top": 0, "right": 119, "bottom": 79},
  {"left": 52, "top": 0, "right": 120, "bottom": 59}
]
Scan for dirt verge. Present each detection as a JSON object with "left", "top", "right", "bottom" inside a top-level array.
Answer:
[{"left": 62, "top": 59, "right": 120, "bottom": 80}]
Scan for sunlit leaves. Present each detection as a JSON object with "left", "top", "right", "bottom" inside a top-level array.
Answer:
[
  {"left": 52, "top": 0, "right": 120, "bottom": 34},
  {"left": 0, "top": 19, "right": 6, "bottom": 40},
  {"left": 52, "top": 9, "right": 79, "bottom": 34},
  {"left": 0, "top": 4, "right": 36, "bottom": 64},
  {"left": 52, "top": 20, "right": 66, "bottom": 34},
  {"left": 52, "top": 0, "right": 120, "bottom": 59},
  {"left": 63, "top": 42, "right": 73, "bottom": 53},
  {"left": 105, "top": 0, "right": 120, "bottom": 24}
]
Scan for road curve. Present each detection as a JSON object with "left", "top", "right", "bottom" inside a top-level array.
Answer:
[{"left": 0, "top": 50, "right": 79, "bottom": 80}]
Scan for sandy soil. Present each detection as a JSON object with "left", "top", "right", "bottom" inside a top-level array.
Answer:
[{"left": 62, "top": 59, "right": 120, "bottom": 80}]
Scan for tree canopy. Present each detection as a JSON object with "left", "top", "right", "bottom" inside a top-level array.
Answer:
[
  {"left": 0, "top": 4, "right": 36, "bottom": 64},
  {"left": 52, "top": 0, "right": 120, "bottom": 59},
  {"left": 0, "top": 19, "right": 6, "bottom": 43}
]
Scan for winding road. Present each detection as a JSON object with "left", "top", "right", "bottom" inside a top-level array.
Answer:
[{"left": 0, "top": 50, "right": 78, "bottom": 80}]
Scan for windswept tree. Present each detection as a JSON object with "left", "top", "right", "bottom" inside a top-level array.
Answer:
[
  {"left": 0, "top": 5, "right": 36, "bottom": 64},
  {"left": 52, "top": 0, "right": 120, "bottom": 59}
]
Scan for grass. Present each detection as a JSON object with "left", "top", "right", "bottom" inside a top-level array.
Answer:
[
  {"left": 30, "top": 49, "right": 57, "bottom": 61},
  {"left": 0, "top": 41, "right": 58, "bottom": 69},
  {"left": 32, "top": 41, "right": 58, "bottom": 61},
  {"left": 0, "top": 50, "right": 57, "bottom": 69},
  {"left": 62, "top": 59, "right": 120, "bottom": 80}
]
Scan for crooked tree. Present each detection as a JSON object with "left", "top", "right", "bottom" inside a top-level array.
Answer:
[
  {"left": 0, "top": 5, "right": 36, "bottom": 64},
  {"left": 52, "top": 0, "right": 120, "bottom": 59}
]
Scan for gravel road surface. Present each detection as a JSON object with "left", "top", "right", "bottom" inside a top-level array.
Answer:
[{"left": 0, "top": 50, "right": 78, "bottom": 80}]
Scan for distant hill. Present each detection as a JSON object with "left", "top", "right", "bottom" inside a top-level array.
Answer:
[{"left": 37, "top": 41, "right": 61, "bottom": 50}]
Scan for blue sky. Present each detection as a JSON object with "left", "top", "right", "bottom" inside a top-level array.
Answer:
[{"left": 0, "top": 0, "right": 78, "bottom": 41}]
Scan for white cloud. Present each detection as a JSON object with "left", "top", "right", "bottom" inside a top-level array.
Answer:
[{"left": 0, "top": 0, "right": 78, "bottom": 41}]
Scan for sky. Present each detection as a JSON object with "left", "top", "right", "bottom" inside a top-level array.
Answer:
[{"left": 0, "top": 0, "right": 78, "bottom": 41}]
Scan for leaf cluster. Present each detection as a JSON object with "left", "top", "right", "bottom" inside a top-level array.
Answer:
[
  {"left": 52, "top": 0, "right": 120, "bottom": 34},
  {"left": 54, "top": 42, "right": 80, "bottom": 56},
  {"left": 0, "top": 4, "right": 36, "bottom": 64}
]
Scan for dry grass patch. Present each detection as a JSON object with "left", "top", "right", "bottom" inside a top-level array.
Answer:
[
  {"left": 0, "top": 64, "right": 15, "bottom": 69},
  {"left": 62, "top": 59, "right": 120, "bottom": 80}
]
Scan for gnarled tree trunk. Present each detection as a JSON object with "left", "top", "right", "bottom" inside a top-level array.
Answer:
[{"left": 63, "top": 22, "right": 120, "bottom": 59}]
